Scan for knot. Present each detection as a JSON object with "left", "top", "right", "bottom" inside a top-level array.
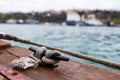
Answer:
[
  {"left": 11, "top": 47, "right": 69, "bottom": 69},
  {"left": 42, "top": 50, "right": 61, "bottom": 65},
  {"left": 11, "top": 47, "right": 47, "bottom": 70},
  {"left": 46, "top": 50, "right": 61, "bottom": 59},
  {"left": 33, "top": 47, "right": 47, "bottom": 59}
]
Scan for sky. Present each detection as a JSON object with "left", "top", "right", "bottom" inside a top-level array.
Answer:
[{"left": 0, "top": 0, "right": 120, "bottom": 12}]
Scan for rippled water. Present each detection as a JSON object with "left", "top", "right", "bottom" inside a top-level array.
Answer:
[{"left": 1, "top": 24, "right": 120, "bottom": 68}]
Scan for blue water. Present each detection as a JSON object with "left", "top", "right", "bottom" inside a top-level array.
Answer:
[{"left": 0, "top": 24, "right": 120, "bottom": 68}]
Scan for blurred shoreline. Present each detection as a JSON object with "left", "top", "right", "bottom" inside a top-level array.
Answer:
[{"left": 0, "top": 9, "right": 120, "bottom": 26}]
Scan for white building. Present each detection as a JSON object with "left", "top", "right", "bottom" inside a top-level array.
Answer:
[
  {"left": 17, "top": 19, "right": 24, "bottom": 24},
  {"left": 80, "top": 15, "right": 85, "bottom": 21},
  {"left": 66, "top": 11, "right": 80, "bottom": 21},
  {"left": 6, "top": 19, "right": 17, "bottom": 24},
  {"left": 85, "top": 14, "right": 103, "bottom": 26},
  {"left": 25, "top": 19, "right": 39, "bottom": 24}
]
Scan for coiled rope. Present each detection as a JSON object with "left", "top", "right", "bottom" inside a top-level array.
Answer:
[{"left": 0, "top": 33, "right": 120, "bottom": 69}]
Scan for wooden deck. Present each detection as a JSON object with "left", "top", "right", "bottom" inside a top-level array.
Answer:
[{"left": 0, "top": 40, "right": 120, "bottom": 80}]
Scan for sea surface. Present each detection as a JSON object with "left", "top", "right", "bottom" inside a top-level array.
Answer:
[{"left": 0, "top": 24, "right": 120, "bottom": 68}]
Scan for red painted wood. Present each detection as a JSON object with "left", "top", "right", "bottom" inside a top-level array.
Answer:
[
  {"left": 0, "top": 45, "right": 120, "bottom": 80},
  {"left": 0, "top": 65, "right": 32, "bottom": 80},
  {"left": 0, "top": 41, "right": 11, "bottom": 49}
]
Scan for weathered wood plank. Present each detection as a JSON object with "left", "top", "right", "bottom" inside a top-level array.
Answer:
[
  {"left": 0, "top": 50, "right": 17, "bottom": 66},
  {"left": 4, "top": 46, "right": 120, "bottom": 80},
  {"left": 0, "top": 65, "right": 32, "bottom": 80},
  {"left": 0, "top": 46, "right": 120, "bottom": 80},
  {"left": 0, "top": 41, "right": 11, "bottom": 49}
]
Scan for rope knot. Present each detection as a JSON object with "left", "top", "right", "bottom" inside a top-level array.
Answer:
[
  {"left": 42, "top": 50, "right": 62, "bottom": 65},
  {"left": 11, "top": 47, "right": 69, "bottom": 69}
]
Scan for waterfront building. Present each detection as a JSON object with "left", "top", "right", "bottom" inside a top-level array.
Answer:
[
  {"left": 24, "top": 19, "right": 39, "bottom": 24},
  {"left": 85, "top": 14, "right": 103, "bottom": 26},
  {"left": 17, "top": 19, "right": 24, "bottom": 24},
  {"left": 6, "top": 19, "right": 17, "bottom": 24},
  {"left": 66, "top": 11, "right": 87, "bottom": 26},
  {"left": 66, "top": 11, "right": 80, "bottom": 21}
]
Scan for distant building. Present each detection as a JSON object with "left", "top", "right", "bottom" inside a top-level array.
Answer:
[
  {"left": 87, "top": 14, "right": 96, "bottom": 19},
  {"left": 65, "top": 11, "right": 87, "bottom": 26},
  {"left": 80, "top": 15, "right": 85, "bottom": 21},
  {"left": 17, "top": 19, "right": 24, "bottom": 24},
  {"left": 106, "top": 16, "right": 114, "bottom": 26},
  {"left": 85, "top": 14, "right": 103, "bottom": 26},
  {"left": 66, "top": 11, "right": 80, "bottom": 21},
  {"left": 6, "top": 19, "right": 17, "bottom": 24},
  {"left": 65, "top": 11, "right": 104, "bottom": 26},
  {"left": 24, "top": 19, "right": 39, "bottom": 24}
]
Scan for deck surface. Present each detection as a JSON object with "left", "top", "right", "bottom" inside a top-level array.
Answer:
[{"left": 0, "top": 41, "right": 120, "bottom": 80}]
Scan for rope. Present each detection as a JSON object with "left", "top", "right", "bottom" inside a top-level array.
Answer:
[
  {"left": 11, "top": 56, "right": 41, "bottom": 69},
  {"left": 1, "top": 34, "right": 120, "bottom": 69},
  {"left": 11, "top": 47, "right": 66, "bottom": 69}
]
